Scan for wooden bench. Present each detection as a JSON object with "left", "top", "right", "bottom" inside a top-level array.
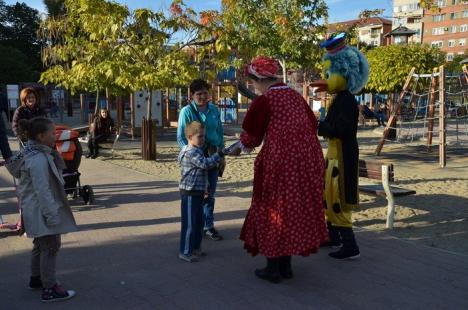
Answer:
[
  {"left": 358, "top": 159, "right": 416, "bottom": 229},
  {"left": 76, "top": 125, "right": 121, "bottom": 158},
  {"left": 72, "top": 125, "right": 89, "bottom": 133}
]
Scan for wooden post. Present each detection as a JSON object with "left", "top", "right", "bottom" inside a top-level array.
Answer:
[
  {"left": 235, "top": 83, "right": 239, "bottom": 125},
  {"left": 105, "top": 88, "right": 110, "bottom": 110},
  {"left": 116, "top": 96, "right": 123, "bottom": 128},
  {"left": 130, "top": 93, "right": 135, "bottom": 139},
  {"left": 141, "top": 117, "right": 156, "bottom": 160},
  {"left": 439, "top": 65, "right": 446, "bottom": 168},
  {"left": 426, "top": 67, "right": 439, "bottom": 151},
  {"left": 67, "top": 91, "right": 73, "bottom": 117},
  {"left": 80, "top": 94, "right": 84, "bottom": 123},
  {"left": 375, "top": 67, "right": 415, "bottom": 155},
  {"left": 165, "top": 88, "right": 170, "bottom": 127}
]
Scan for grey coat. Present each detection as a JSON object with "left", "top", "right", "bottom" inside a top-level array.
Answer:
[{"left": 6, "top": 141, "right": 77, "bottom": 238}]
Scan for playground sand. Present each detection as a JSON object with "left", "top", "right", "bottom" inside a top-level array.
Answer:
[{"left": 106, "top": 129, "right": 468, "bottom": 256}]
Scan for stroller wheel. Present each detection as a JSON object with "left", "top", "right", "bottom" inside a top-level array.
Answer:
[{"left": 82, "top": 185, "right": 94, "bottom": 205}]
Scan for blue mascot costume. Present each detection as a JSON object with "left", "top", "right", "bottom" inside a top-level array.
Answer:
[{"left": 311, "top": 33, "right": 369, "bottom": 260}]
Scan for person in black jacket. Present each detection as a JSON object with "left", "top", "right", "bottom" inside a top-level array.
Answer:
[
  {"left": 310, "top": 33, "right": 369, "bottom": 260},
  {"left": 86, "top": 108, "right": 114, "bottom": 159},
  {"left": 0, "top": 112, "right": 12, "bottom": 161},
  {"left": 12, "top": 87, "right": 46, "bottom": 140}
]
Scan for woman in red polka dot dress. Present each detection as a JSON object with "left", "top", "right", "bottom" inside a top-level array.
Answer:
[{"left": 235, "top": 56, "right": 328, "bottom": 283}]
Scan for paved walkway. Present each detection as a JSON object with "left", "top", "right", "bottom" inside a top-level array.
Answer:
[{"left": 1, "top": 158, "right": 468, "bottom": 310}]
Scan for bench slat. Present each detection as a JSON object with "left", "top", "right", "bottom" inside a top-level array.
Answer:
[
  {"left": 359, "top": 160, "right": 394, "bottom": 182},
  {"left": 359, "top": 184, "right": 416, "bottom": 197}
]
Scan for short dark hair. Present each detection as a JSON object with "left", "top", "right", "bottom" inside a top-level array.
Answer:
[
  {"left": 18, "top": 117, "right": 54, "bottom": 140},
  {"left": 189, "top": 79, "right": 210, "bottom": 94}
]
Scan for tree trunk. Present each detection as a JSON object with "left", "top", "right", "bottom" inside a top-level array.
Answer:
[
  {"left": 146, "top": 89, "right": 152, "bottom": 120},
  {"left": 94, "top": 89, "right": 100, "bottom": 115},
  {"left": 279, "top": 59, "right": 287, "bottom": 83}
]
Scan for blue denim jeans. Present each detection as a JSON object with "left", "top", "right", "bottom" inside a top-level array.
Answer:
[
  {"left": 203, "top": 168, "right": 219, "bottom": 230},
  {"left": 180, "top": 194, "right": 204, "bottom": 255}
]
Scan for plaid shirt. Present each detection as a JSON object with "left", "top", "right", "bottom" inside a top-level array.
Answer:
[{"left": 178, "top": 145, "right": 221, "bottom": 192}]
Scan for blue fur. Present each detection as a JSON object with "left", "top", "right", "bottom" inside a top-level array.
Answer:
[{"left": 323, "top": 46, "right": 369, "bottom": 94}]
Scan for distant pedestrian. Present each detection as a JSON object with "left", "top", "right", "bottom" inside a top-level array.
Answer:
[
  {"left": 86, "top": 108, "right": 114, "bottom": 159},
  {"left": 0, "top": 109, "right": 12, "bottom": 161},
  {"left": 6, "top": 117, "right": 77, "bottom": 303},
  {"left": 177, "top": 121, "right": 225, "bottom": 262},
  {"left": 12, "top": 87, "right": 46, "bottom": 141}
]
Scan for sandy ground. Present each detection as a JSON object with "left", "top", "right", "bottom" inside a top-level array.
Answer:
[{"left": 96, "top": 124, "right": 468, "bottom": 255}]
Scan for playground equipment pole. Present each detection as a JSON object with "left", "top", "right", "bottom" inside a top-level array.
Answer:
[
  {"left": 375, "top": 67, "right": 415, "bottom": 155},
  {"left": 426, "top": 67, "right": 438, "bottom": 151},
  {"left": 439, "top": 65, "right": 446, "bottom": 168}
]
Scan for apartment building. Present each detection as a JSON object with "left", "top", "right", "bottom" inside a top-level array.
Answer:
[
  {"left": 422, "top": 0, "right": 468, "bottom": 60},
  {"left": 327, "top": 17, "right": 392, "bottom": 47},
  {"left": 393, "top": 0, "right": 424, "bottom": 43}
]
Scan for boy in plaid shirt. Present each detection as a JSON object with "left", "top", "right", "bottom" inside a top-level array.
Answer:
[{"left": 178, "top": 121, "right": 225, "bottom": 262}]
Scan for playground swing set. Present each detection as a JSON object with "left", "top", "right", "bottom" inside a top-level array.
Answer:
[{"left": 375, "top": 65, "right": 468, "bottom": 168}]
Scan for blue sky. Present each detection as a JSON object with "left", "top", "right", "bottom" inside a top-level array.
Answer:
[{"left": 10, "top": 0, "right": 393, "bottom": 22}]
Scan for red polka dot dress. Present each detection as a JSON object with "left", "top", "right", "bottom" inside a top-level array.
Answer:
[{"left": 239, "top": 83, "right": 328, "bottom": 257}]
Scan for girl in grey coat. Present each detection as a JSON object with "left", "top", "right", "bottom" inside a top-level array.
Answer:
[{"left": 6, "top": 117, "right": 77, "bottom": 303}]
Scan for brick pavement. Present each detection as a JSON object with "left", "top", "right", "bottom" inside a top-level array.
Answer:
[{"left": 1, "top": 158, "right": 468, "bottom": 310}]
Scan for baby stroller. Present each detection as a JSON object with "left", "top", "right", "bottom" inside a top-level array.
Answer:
[{"left": 55, "top": 125, "right": 94, "bottom": 205}]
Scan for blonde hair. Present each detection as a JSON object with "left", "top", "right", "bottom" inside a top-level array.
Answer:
[
  {"left": 184, "top": 121, "right": 204, "bottom": 139},
  {"left": 20, "top": 87, "right": 39, "bottom": 106}
]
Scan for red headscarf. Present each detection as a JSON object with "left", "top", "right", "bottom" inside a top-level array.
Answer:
[{"left": 245, "top": 56, "right": 280, "bottom": 79}]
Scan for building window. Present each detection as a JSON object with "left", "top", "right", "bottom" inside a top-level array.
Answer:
[
  {"left": 432, "top": 27, "right": 445, "bottom": 35},
  {"left": 447, "top": 53, "right": 454, "bottom": 61},
  {"left": 448, "top": 40, "right": 456, "bottom": 47},
  {"left": 433, "top": 14, "right": 445, "bottom": 22},
  {"left": 464, "top": 11, "right": 468, "bottom": 18},
  {"left": 452, "top": 0, "right": 458, "bottom": 4},
  {"left": 460, "top": 39, "right": 466, "bottom": 46},
  {"left": 431, "top": 41, "right": 443, "bottom": 47},
  {"left": 451, "top": 26, "right": 457, "bottom": 33},
  {"left": 461, "top": 24, "right": 468, "bottom": 32},
  {"left": 437, "top": 0, "right": 447, "bottom": 7}
]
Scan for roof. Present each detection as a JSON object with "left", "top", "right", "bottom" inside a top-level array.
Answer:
[
  {"left": 328, "top": 17, "right": 392, "bottom": 33},
  {"left": 384, "top": 25, "right": 417, "bottom": 37}
]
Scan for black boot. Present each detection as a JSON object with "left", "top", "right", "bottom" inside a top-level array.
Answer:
[
  {"left": 329, "top": 227, "right": 360, "bottom": 260},
  {"left": 29, "top": 276, "right": 43, "bottom": 290},
  {"left": 321, "top": 222, "right": 342, "bottom": 248},
  {"left": 86, "top": 140, "right": 94, "bottom": 158},
  {"left": 255, "top": 257, "right": 281, "bottom": 283},
  {"left": 279, "top": 256, "right": 293, "bottom": 279},
  {"left": 91, "top": 142, "right": 99, "bottom": 159}
]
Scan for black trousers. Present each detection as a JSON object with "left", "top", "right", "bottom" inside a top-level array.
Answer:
[{"left": 87, "top": 134, "right": 109, "bottom": 155}]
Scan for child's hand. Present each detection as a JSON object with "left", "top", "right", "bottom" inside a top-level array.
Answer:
[{"left": 204, "top": 191, "right": 209, "bottom": 199}]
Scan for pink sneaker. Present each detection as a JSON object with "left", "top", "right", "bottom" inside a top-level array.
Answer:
[{"left": 41, "top": 284, "right": 76, "bottom": 303}]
